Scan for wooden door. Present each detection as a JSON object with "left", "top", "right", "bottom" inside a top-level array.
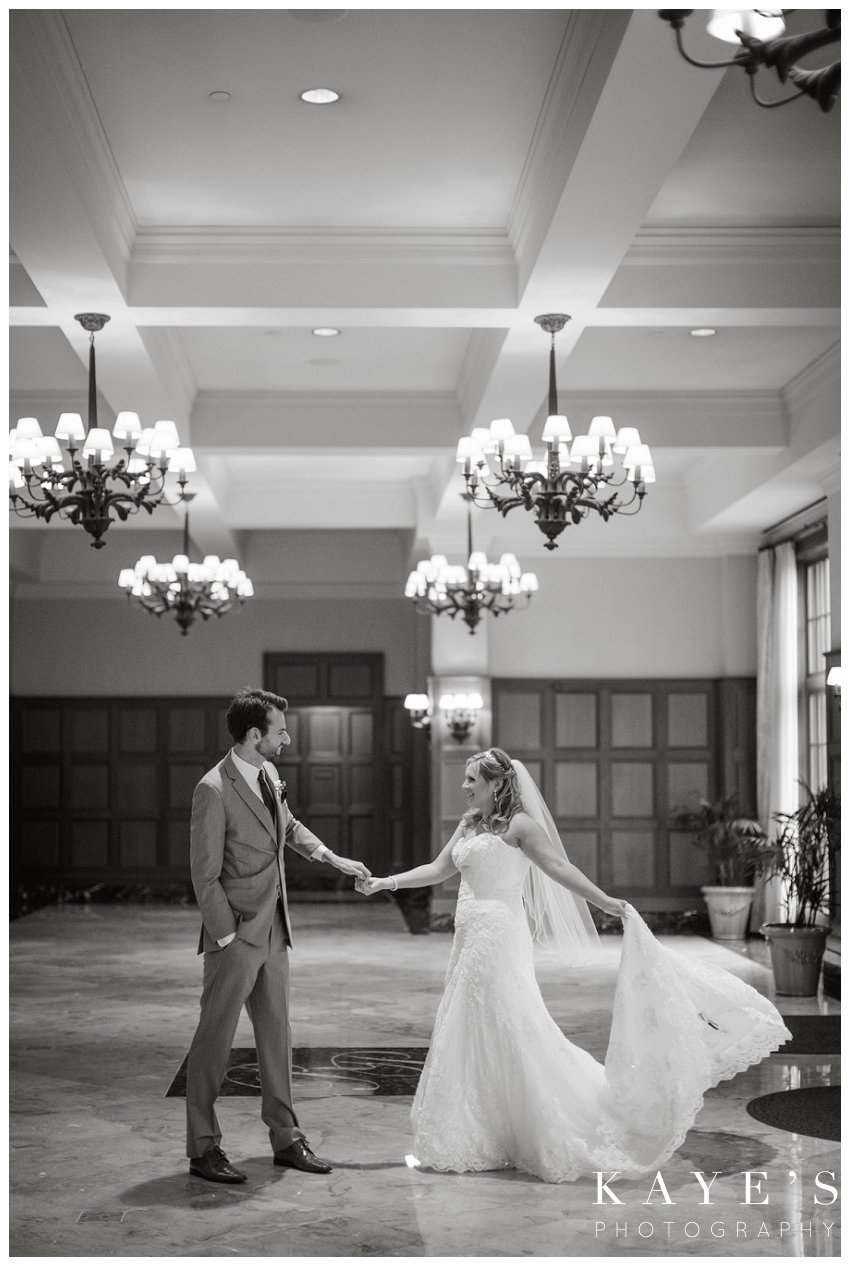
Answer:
[{"left": 263, "top": 653, "right": 389, "bottom": 891}]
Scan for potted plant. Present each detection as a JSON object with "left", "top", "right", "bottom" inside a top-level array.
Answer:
[
  {"left": 760, "top": 784, "right": 840, "bottom": 996},
  {"left": 669, "top": 794, "right": 770, "bottom": 940}
]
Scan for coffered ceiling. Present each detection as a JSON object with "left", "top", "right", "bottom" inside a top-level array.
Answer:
[{"left": 9, "top": 8, "right": 840, "bottom": 596}]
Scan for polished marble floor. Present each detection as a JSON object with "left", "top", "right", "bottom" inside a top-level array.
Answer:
[{"left": 9, "top": 901, "right": 841, "bottom": 1258}]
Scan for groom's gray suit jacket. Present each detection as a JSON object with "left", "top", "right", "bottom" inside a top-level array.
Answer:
[{"left": 190, "top": 751, "right": 324, "bottom": 953}]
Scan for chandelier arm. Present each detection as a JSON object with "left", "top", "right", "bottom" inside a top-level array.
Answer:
[
  {"left": 462, "top": 481, "right": 496, "bottom": 510},
  {"left": 478, "top": 487, "right": 530, "bottom": 517},
  {"left": 47, "top": 485, "right": 170, "bottom": 522},
  {"left": 748, "top": 71, "right": 807, "bottom": 106},
  {"left": 9, "top": 499, "right": 46, "bottom": 519},
  {"left": 608, "top": 488, "right": 649, "bottom": 516},
  {"left": 742, "top": 24, "right": 841, "bottom": 80},
  {"left": 15, "top": 458, "right": 170, "bottom": 513},
  {"left": 671, "top": 21, "right": 741, "bottom": 69},
  {"left": 157, "top": 481, "right": 192, "bottom": 508}
]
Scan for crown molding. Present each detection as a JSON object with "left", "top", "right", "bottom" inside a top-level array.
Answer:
[
  {"left": 782, "top": 341, "right": 841, "bottom": 413},
  {"left": 625, "top": 225, "right": 840, "bottom": 267},
  {"left": 508, "top": 11, "right": 630, "bottom": 271},
  {"left": 137, "top": 326, "right": 198, "bottom": 418},
  {"left": 10, "top": 388, "right": 112, "bottom": 421},
  {"left": 13, "top": 11, "right": 137, "bottom": 264},
  {"left": 456, "top": 328, "right": 507, "bottom": 421},
  {"left": 131, "top": 225, "right": 515, "bottom": 269}
]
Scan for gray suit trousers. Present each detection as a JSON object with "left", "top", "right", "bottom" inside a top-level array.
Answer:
[{"left": 185, "top": 910, "right": 305, "bottom": 1158}]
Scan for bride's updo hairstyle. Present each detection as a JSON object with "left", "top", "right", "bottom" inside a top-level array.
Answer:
[{"left": 462, "top": 747, "right": 525, "bottom": 836}]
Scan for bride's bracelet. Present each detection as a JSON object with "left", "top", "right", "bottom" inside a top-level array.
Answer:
[{"left": 387, "top": 875, "right": 398, "bottom": 892}]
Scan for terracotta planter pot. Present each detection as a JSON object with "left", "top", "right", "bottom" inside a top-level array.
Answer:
[
  {"left": 761, "top": 923, "right": 830, "bottom": 996},
  {"left": 700, "top": 885, "right": 754, "bottom": 940}
]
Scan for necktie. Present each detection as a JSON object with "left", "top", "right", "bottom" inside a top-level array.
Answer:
[{"left": 259, "top": 770, "right": 277, "bottom": 822}]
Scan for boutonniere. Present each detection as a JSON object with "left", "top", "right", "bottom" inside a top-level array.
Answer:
[{"left": 271, "top": 777, "right": 287, "bottom": 803}]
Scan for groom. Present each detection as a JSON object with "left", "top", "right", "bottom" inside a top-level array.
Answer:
[{"left": 185, "top": 686, "right": 371, "bottom": 1184}]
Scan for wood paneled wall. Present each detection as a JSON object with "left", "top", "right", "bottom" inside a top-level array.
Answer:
[
  {"left": 10, "top": 674, "right": 754, "bottom": 913},
  {"left": 492, "top": 677, "right": 757, "bottom": 909},
  {"left": 11, "top": 696, "right": 231, "bottom": 886},
  {"left": 11, "top": 664, "right": 424, "bottom": 893}
]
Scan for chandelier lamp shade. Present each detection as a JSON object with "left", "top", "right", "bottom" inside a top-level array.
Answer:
[
  {"left": 8, "top": 313, "right": 195, "bottom": 548},
  {"left": 405, "top": 496, "right": 538, "bottom": 633},
  {"left": 458, "top": 314, "right": 654, "bottom": 551},
  {"left": 118, "top": 500, "right": 254, "bottom": 636},
  {"left": 658, "top": 10, "right": 840, "bottom": 112}
]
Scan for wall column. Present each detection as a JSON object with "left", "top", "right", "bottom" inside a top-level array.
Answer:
[{"left": 428, "top": 616, "right": 492, "bottom": 915}]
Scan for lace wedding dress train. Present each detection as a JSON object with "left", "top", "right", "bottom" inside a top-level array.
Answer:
[{"left": 410, "top": 832, "right": 791, "bottom": 1183}]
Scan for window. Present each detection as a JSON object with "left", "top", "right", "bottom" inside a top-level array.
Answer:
[{"left": 798, "top": 536, "right": 830, "bottom": 792}]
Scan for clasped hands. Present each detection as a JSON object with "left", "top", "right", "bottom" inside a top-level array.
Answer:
[
  {"left": 354, "top": 876, "right": 391, "bottom": 896},
  {"left": 330, "top": 855, "right": 371, "bottom": 882},
  {"left": 326, "top": 852, "right": 387, "bottom": 894},
  {"left": 324, "top": 854, "right": 383, "bottom": 893}
]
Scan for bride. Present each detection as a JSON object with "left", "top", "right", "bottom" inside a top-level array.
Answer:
[{"left": 356, "top": 747, "right": 791, "bottom": 1183}]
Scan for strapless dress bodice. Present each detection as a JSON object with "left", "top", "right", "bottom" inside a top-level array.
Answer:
[{"left": 451, "top": 830, "right": 530, "bottom": 905}]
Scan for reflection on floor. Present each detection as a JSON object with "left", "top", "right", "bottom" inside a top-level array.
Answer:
[
  {"left": 166, "top": 1046, "right": 428, "bottom": 1098},
  {"left": 10, "top": 901, "right": 841, "bottom": 1258}
]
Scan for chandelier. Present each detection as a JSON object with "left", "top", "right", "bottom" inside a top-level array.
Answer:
[
  {"left": 658, "top": 10, "right": 840, "bottom": 112},
  {"left": 118, "top": 500, "right": 254, "bottom": 636},
  {"left": 405, "top": 496, "right": 538, "bottom": 633},
  {"left": 9, "top": 312, "right": 194, "bottom": 548},
  {"left": 458, "top": 314, "right": 654, "bottom": 550}
]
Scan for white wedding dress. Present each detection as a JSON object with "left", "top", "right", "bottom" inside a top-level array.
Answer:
[{"left": 410, "top": 831, "right": 792, "bottom": 1183}]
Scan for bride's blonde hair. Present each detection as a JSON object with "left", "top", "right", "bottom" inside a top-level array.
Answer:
[{"left": 462, "top": 747, "right": 525, "bottom": 836}]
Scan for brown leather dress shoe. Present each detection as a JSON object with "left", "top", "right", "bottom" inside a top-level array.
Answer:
[
  {"left": 189, "top": 1145, "right": 247, "bottom": 1184},
  {"left": 273, "top": 1139, "right": 332, "bottom": 1174}
]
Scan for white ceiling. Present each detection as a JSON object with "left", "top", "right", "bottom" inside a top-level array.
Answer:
[{"left": 8, "top": 7, "right": 840, "bottom": 594}]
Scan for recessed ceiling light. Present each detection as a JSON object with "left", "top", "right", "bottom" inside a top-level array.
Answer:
[
  {"left": 312, "top": 327, "right": 340, "bottom": 337},
  {"left": 208, "top": 91, "right": 232, "bottom": 102},
  {"left": 300, "top": 88, "right": 340, "bottom": 105},
  {"left": 690, "top": 327, "right": 717, "bottom": 337}
]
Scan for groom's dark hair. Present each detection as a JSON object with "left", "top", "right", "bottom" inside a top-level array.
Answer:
[{"left": 226, "top": 687, "right": 289, "bottom": 742}]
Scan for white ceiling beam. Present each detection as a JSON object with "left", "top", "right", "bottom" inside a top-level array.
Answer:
[
  {"left": 128, "top": 232, "right": 517, "bottom": 311},
  {"left": 470, "top": 10, "right": 728, "bottom": 432},
  {"left": 221, "top": 481, "right": 418, "bottom": 531},
  {"left": 177, "top": 388, "right": 787, "bottom": 453},
  {"left": 10, "top": 304, "right": 839, "bottom": 332}
]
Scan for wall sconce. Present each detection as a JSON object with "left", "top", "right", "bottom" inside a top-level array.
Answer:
[
  {"left": 439, "top": 692, "right": 483, "bottom": 743},
  {"left": 403, "top": 693, "right": 432, "bottom": 734},
  {"left": 827, "top": 666, "right": 842, "bottom": 696}
]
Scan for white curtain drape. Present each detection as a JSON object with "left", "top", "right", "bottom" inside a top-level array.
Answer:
[{"left": 754, "top": 542, "right": 799, "bottom": 926}]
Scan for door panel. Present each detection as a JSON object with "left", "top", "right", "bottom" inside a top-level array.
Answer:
[
  {"left": 264, "top": 654, "right": 389, "bottom": 890},
  {"left": 492, "top": 678, "right": 740, "bottom": 909}
]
